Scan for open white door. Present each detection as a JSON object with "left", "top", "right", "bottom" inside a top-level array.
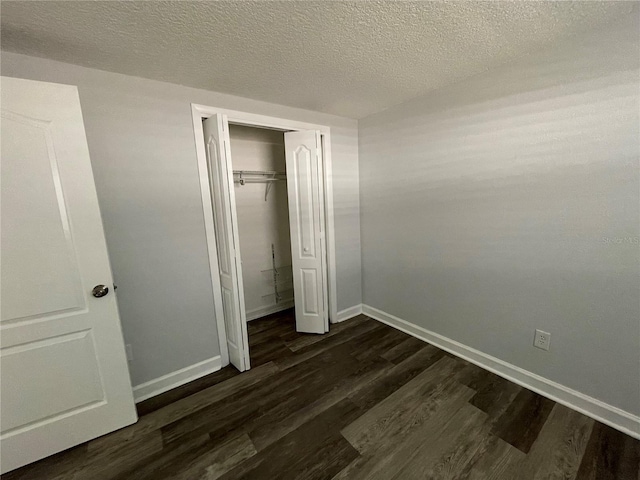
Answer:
[
  {"left": 203, "top": 114, "right": 250, "bottom": 371},
  {"left": 0, "top": 77, "right": 137, "bottom": 473},
  {"left": 285, "top": 130, "right": 329, "bottom": 334}
]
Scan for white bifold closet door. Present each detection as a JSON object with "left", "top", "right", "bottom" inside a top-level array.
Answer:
[
  {"left": 284, "top": 131, "right": 329, "bottom": 334},
  {"left": 202, "top": 114, "right": 250, "bottom": 371},
  {"left": 0, "top": 77, "right": 137, "bottom": 473}
]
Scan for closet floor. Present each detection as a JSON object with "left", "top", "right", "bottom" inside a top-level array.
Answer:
[{"left": 5, "top": 310, "right": 639, "bottom": 480}]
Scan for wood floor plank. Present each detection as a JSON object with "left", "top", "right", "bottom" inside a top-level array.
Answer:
[
  {"left": 246, "top": 309, "right": 294, "bottom": 336},
  {"left": 179, "top": 345, "right": 356, "bottom": 447},
  {"left": 455, "top": 361, "right": 491, "bottom": 390},
  {"left": 333, "top": 387, "right": 474, "bottom": 480},
  {"left": 239, "top": 347, "right": 363, "bottom": 439},
  {"left": 348, "top": 344, "right": 446, "bottom": 410},
  {"left": 136, "top": 366, "right": 240, "bottom": 417},
  {"left": 380, "top": 336, "right": 428, "bottom": 364},
  {"left": 93, "top": 361, "right": 281, "bottom": 450},
  {"left": 5, "top": 311, "right": 639, "bottom": 480},
  {"left": 342, "top": 356, "right": 470, "bottom": 453},
  {"left": 461, "top": 436, "right": 525, "bottom": 480},
  {"left": 248, "top": 337, "right": 293, "bottom": 367},
  {"left": 575, "top": 421, "right": 640, "bottom": 480},
  {"left": 171, "top": 433, "right": 257, "bottom": 480},
  {"left": 1, "top": 443, "right": 90, "bottom": 480},
  {"left": 248, "top": 356, "right": 393, "bottom": 451},
  {"left": 274, "top": 318, "right": 384, "bottom": 370},
  {"left": 391, "top": 404, "right": 489, "bottom": 480},
  {"left": 492, "top": 387, "right": 556, "bottom": 453},
  {"left": 48, "top": 430, "right": 162, "bottom": 480},
  {"left": 350, "top": 326, "right": 409, "bottom": 362},
  {"left": 248, "top": 321, "right": 294, "bottom": 347},
  {"left": 113, "top": 433, "right": 214, "bottom": 480},
  {"left": 284, "top": 314, "right": 369, "bottom": 352},
  {"left": 500, "top": 403, "right": 594, "bottom": 479},
  {"left": 161, "top": 358, "right": 323, "bottom": 445},
  {"left": 219, "top": 399, "right": 361, "bottom": 480},
  {"left": 468, "top": 372, "right": 522, "bottom": 421},
  {"left": 420, "top": 414, "right": 494, "bottom": 479}
]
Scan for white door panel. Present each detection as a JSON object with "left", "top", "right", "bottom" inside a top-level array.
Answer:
[
  {"left": 1, "top": 331, "right": 104, "bottom": 432},
  {"left": 0, "top": 77, "right": 137, "bottom": 473},
  {"left": 285, "top": 131, "right": 328, "bottom": 334},
  {"left": 203, "top": 114, "right": 250, "bottom": 371},
  {"left": 2, "top": 111, "right": 85, "bottom": 321}
]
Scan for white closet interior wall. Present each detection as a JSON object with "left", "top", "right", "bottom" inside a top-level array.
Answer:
[{"left": 229, "top": 124, "right": 294, "bottom": 321}]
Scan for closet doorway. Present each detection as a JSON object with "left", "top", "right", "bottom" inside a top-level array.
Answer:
[{"left": 192, "top": 105, "right": 338, "bottom": 373}]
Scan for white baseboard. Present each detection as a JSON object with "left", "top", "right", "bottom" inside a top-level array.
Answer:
[
  {"left": 246, "top": 300, "right": 294, "bottom": 321},
  {"left": 133, "top": 356, "right": 222, "bottom": 403},
  {"left": 361, "top": 304, "right": 640, "bottom": 440},
  {"left": 334, "top": 304, "right": 363, "bottom": 323}
]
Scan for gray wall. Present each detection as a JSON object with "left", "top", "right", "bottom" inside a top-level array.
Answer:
[
  {"left": 359, "top": 14, "right": 640, "bottom": 416},
  {"left": 1, "top": 52, "right": 362, "bottom": 386},
  {"left": 228, "top": 125, "right": 293, "bottom": 318}
]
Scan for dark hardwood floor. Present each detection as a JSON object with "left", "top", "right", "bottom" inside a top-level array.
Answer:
[{"left": 5, "top": 309, "right": 639, "bottom": 479}]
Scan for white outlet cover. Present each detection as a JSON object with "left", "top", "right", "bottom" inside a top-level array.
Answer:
[
  {"left": 125, "top": 344, "right": 134, "bottom": 362},
  {"left": 534, "top": 329, "right": 551, "bottom": 351}
]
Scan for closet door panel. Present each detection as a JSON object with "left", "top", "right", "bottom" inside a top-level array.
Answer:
[
  {"left": 301, "top": 268, "right": 320, "bottom": 315},
  {"left": 292, "top": 145, "right": 316, "bottom": 258},
  {"left": 285, "top": 130, "right": 327, "bottom": 334},
  {"left": 203, "top": 114, "right": 250, "bottom": 371},
  {"left": 221, "top": 288, "right": 238, "bottom": 346}
]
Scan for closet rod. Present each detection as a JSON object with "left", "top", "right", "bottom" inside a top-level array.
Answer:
[
  {"left": 232, "top": 178, "right": 280, "bottom": 183},
  {"left": 233, "top": 170, "right": 286, "bottom": 176},
  {"left": 233, "top": 170, "right": 286, "bottom": 200}
]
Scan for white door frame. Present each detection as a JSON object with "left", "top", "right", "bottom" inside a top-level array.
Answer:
[{"left": 191, "top": 104, "right": 338, "bottom": 368}]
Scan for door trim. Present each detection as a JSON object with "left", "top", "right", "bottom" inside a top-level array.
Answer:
[{"left": 191, "top": 104, "right": 338, "bottom": 368}]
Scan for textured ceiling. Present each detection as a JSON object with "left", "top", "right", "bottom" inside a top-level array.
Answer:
[{"left": 1, "top": 1, "right": 634, "bottom": 118}]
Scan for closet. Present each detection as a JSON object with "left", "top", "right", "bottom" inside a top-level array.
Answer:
[
  {"left": 228, "top": 125, "right": 294, "bottom": 322},
  {"left": 198, "top": 111, "right": 331, "bottom": 372}
]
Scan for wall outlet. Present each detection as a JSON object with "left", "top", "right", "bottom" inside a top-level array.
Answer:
[
  {"left": 125, "top": 344, "right": 133, "bottom": 362},
  {"left": 533, "top": 330, "right": 551, "bottom": 351}
]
